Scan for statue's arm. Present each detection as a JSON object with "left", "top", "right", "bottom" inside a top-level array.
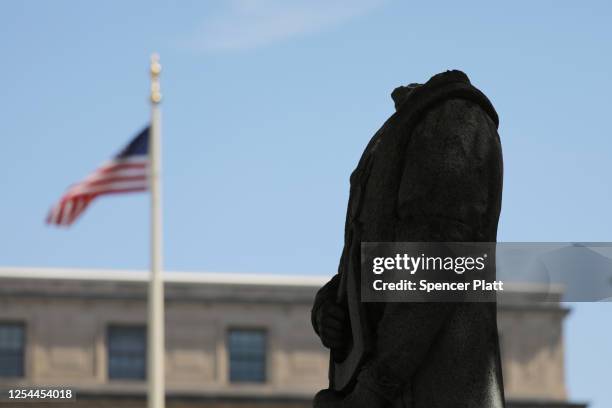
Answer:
[{"left": 348, "top": 98, "right": 503, "bottom": 406}]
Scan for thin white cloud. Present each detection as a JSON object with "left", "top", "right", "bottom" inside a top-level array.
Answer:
[{"left": 186, "top": 0, "right": 386, "bottom": 52}]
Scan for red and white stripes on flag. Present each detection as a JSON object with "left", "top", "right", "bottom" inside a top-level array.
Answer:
[{"left": 46, "top": 126, "right": 149, "bottom": 226}]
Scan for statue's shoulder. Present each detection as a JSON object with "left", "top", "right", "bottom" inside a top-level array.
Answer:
[{"left": 352, "top": 71, "right": 499, "bottom": 181}]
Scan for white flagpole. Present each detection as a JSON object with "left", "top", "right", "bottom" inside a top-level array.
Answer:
[{"left": 148, "top": 53, "right": 165, "bottom": 408}]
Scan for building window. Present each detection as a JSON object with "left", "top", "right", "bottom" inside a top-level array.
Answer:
[
  {"left": 107, "top": 325, "right": 146, "bottom": 380},
  {"left": 0, "top": 323, "right": 25, "bottom": 377},
  {"left": 228, "top": 329, "right": 266, "bottom": 383}
]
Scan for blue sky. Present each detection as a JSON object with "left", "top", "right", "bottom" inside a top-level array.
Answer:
[{"left": 0, "top": 0, "right": 610, "bottom": 406}]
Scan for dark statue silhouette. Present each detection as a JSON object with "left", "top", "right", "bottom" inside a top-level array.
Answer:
[{"left": 312, "top": 71, "right": 505, "bottom": 408}]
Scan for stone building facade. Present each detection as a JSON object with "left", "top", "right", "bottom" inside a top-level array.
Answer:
[{"left": 0, "top": 267, "right": 585, "bottom": 408}]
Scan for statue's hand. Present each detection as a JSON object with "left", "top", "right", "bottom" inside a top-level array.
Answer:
[
  {"left": 314, "top": 387, "right": 388, "bottom": 408},
  {"left": 315, "top": 299, "right": 350, "bottom": 350},
  {"left": 313, "top": 389, "right": 343, "bottom": 408}
]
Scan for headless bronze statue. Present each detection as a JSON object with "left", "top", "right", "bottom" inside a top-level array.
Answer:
[{"left": 312, "top": 70, "right": 505, "bottom": 408}]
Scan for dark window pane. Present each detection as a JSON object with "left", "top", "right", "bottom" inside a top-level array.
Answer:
[
  {"left": 0, "top": 323, "right": 24, "bottom": 377},
  {"left": 107, "top": 326, "right": 146, "bottom": 380},
  {"left": 228, "top": 329, "right": 266, "bottom": 383}
]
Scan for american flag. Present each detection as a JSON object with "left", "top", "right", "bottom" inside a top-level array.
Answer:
[{"left": 46, "top": 126, "right": 150, "bottom": 226}]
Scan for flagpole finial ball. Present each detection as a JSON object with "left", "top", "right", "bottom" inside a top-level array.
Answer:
[
  {"left": 150, "top": 53, "right": 161, "bottom": 77},
  {"left": 150, "top": 53, "right": 162, "bottom": 104}
]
